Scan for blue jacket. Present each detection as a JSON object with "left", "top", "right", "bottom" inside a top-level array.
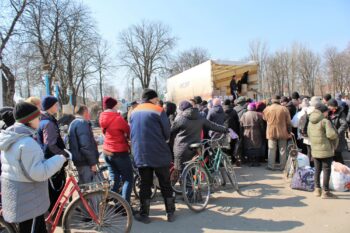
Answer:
[
  {"left": 68, "top": 117, "right": 99, "bottom": 167},
  {"left": 130, "top": 103, "right": 172, "bottom": 168}
]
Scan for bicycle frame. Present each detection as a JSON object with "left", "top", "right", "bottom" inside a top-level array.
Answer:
[{"left": 45, "top": 173, "right": 101, "bottom": 233}]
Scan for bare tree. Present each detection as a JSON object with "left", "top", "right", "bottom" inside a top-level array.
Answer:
[
  {"left": 118, "top": 20, "right": 176, "bottom": 89},
  {"left": 298, "top": 46, "right": 321, "bottom": 96},
  {"left": 248, "top": 39, "right": 269, "bottom": 99},
  {"left": 1, "top": 0, "right": 31, "bottom": 105},
  {"left": 169, "top": 47, "right": 209, "bottom": 75}
]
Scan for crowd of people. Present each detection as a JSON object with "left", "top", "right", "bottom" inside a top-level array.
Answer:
[{"left": 1, "top": 86, "right": 350, "bottom": 231}]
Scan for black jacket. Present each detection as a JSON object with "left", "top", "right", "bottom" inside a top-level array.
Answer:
[
  {"left": 230, "top": 80, "right": 237, "bottom": 94},
  {"left": 223, "top": 105, "right": 240, "bottom": 135},
  {"left": 68, "top": 117, "right": 99, "bottom": 167},
  {"left": 171, "top": 108, "right": 227, "bottom": 170},
  {"left": 329, "top": 107, "right": 348, "bottom": 152},
  {"left": 207, "top": 105, "right": 225, "bottom": 125}
]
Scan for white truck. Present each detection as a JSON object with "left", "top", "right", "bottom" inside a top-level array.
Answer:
[{"left": 166, "top": 60, "right": 259, "bottom": 104}]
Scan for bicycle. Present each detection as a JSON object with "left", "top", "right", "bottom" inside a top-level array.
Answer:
[
  {"left": 181, "top": 133, "right": 240, "bottom": 212},
  {"left": 0, "top": 150, "right": 133, "bottom": 233}
]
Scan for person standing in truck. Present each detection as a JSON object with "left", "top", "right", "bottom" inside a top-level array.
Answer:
[{"left": 230, "top": 75, "right": 238, "bottom": 101}]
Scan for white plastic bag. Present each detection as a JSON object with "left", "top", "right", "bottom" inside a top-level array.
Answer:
[
  {"left": 297, "top": 153, "right": 310, "bottom": 168},
  {"left": 321, "top": 162, "right": 350, "bottom": 192}
]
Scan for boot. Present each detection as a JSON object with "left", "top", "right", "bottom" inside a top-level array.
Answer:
[
  {"left": 164, "top": 197, "right": 176, "bottom": 222},
  {"left": 313, "top": 188, "right": 322, "bottom": 197},
  {"left": 321, "top": 191, "right": 338, "bottom": 199},
  {"left": 134, "top": 199, "right": 151, "bottom": 224}
]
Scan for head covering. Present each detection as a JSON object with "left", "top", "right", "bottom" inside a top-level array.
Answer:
[
  {"left": 315, "top": 103, "right": 329, "bottom": 113},
  {"left": 327, "top": 98, "right": 338, "bottom": 108},
  {"left": 280, "top": 96, "right": 289, "bottom": 103},
  {"left": 14, "top": 102, "right": 41, "bottom": 124},
  {"left": 335, "top": 93, "right": 342, "bottom": 100},
  {"left": 323, "top": 94, "right": 332, "bottom": 102},
  {"left": 179, "top": 101, "right": 192, "bottom": 111},
  {"left": 142, "top": 89, "right": 158, "bottom": 101},
  {"left": 310, "top": 96, "right": 322, "bottom": 107},
  {"left": 0, "top": 108, "right": 15, "bottom": 128},
  {"left": 213, "top": 98, "right": 222, "bottom": 106},
  {"left": 41, "top": 96, "right": 58, "bottom": 111},
  {"left": 235, "top": 96, "right": 247, "bottom": 105},
  {"left": 271, "top": 95, "right": 281, "bottom": 104},
  {"left": 247, "top": 102, "right": 256, "bottom": 111},
  {"left": 223, "top": 99, "right": 231, "bottom": 106},
  {"left": 194, "top": 96, "right": 203, "bottom": 105},
  {"left": 256, "top": 102, "right": 266, "bottom": 112},
  {"left": 292, "top": 92, "right": 300, "bottom": 100},
  {"left": 300, "top": 98, "right": 310, "bottom": 109},
  {"left": 103, "top": 97, "right": 118, "bottom": 110},
  {"left": 201, "top": 100, "right": 208, "bottom": 106}
]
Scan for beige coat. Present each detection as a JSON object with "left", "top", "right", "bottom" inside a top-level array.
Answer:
[{"left": 263, "top": 103, "right": 291, "bottom": 140}]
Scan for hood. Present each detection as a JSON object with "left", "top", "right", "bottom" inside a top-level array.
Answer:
[
  {"left": 0, "top": 123, "right": 35, "bottom": 151},
  {"left": 99, "top": 111, "right": 121, "bottom": 128},
  {"left": 309, "top": 110, "right": 324, "bottom": 124},
  {"left": 212, "top": 105, "right": 224, "bottom": 114},
  {"left": 181, "top": 108, "right": 200, "bottom": 120}
]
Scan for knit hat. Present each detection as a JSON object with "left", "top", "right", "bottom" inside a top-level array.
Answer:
[
  {"left": 14, "top": 102, "right": 41, "bottom": 124},
  {"left": 42, "top": 96, "right": 58, "bottom": 111},
  {"left": 256, "top": 102, "right": 266, "bottom": 112},
  {"left": 194, "top": 96, "right": 203, "bottom": 105},
  {"left": 223, "top": 99, "right": 231, "bottom": 106},
  {"left": 0, "top": 109, "right": 15, "bottom": 127},
  {"left": 179, "top": 101, "right": 192, "bottom": 111},
  {"left": 142, "top": 89, "right": 158, "bottom": 101},
  {"left": 201, "top": 100, "right": 208, "bottom": 106},
  {"left": 103, "top": 97, "right": 118, "bottom": 110},
  {"left": 248, "top": 102, "right": 256, "bottom": 111},
  {"left": 315, "top": 103, "right": 329, "bottom": 113},
  {"left": 292, "top": 92, "right": 300, "bottom": 100},
  {"left": 327, "top": 98, "right": 338, "bottom": 107},
  {"left": 310, "top": 96, "right": 322, "bottom": 107}
]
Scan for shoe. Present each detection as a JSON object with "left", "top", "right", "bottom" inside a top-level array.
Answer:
[
  {"left": 134, "top": 199, "right": 151, "bottom": 224},
  {"left": 164, "top": 197, "right": 176, "bottom": 222},
  {"left": 313, "top": 188, "right": 322, "bottom": 197},
  {"left": 321, "top": 191, "right": 338, "bottom": 199}
]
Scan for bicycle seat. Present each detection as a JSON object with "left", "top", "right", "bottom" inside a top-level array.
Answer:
[{"left": 189, "top": 143, "right": 202, "bottom": 149}]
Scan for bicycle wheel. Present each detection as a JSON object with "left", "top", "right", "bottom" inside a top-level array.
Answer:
[
  {"left": 133, "top": 174, "right": 157, "bottom": 200},
  {"left": 0, "top": 217, "right": 16, "bottom": 233},
  {"left": 222, "top": 154, "right": 239, "bottom": 192},
  {"left": 170, "top": 168, "right": 182, "bottom": 195},
  {"left": 181, "top": 163, "right": 210, "bottom": 212},
  {"left": 62, "top": 191, "right": 133, "bottom": 233}
]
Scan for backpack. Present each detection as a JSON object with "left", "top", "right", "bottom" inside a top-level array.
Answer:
[
  {"left": 298, "top": 112, "right": 309, "bottom": 137},
  {"left": 291, "top": 167, "right": 315, "bottom": 192}
]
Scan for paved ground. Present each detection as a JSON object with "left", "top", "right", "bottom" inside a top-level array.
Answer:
[{"left": 56, "top": 147, "right": 350, "bottom": 233}]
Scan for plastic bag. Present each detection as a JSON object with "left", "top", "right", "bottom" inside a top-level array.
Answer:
[
  {"left": 291, "top": 167, "right": 315, "bottom": 192},
  {"left": 321, "top": 162, "right": 350, "bottom": 192},
  {"left": 297, "top": 152, "right": 310, "bottom": 168}
]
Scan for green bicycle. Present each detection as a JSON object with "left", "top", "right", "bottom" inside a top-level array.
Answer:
[{"left": 181, "top": 133, "right": 240, "bottom": 212}]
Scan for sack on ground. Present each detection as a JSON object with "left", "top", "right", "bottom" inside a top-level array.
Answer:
[
  {"left": 297, "top": 152, "right": 310, "bottom": 168},
  {"left": 321, "top": 162, "right": 350, "bottom": 192},
  {"left": 291, "top": 167, "right": 315, "bottom": 191}
]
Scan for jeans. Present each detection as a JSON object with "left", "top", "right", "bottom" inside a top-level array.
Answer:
[
  {"left": 77, "top": 166, "right": 95, "bottom": 184},
  {"left": 138, "top": 166, "right": 173, "bottom": 200},
  {"left": 18, "top": 214, "right": 47, "bottom": 233},
  {"left": 268, "top": 139, "right": 287, "bottom": 169},
  {"left": 314, "top": 157, "right": 333, "bottom": 191},
  {"left": 104, "top": 152, "right": 133, "bottom": 203}
]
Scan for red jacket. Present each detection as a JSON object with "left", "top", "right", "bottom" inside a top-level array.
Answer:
[{"left": 99, "top": 111, "right": 130, "bottom": 153}]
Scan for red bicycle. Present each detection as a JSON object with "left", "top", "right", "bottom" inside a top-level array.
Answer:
[{"left": 1, "top": 150, "right": 133, "bottom": 233}]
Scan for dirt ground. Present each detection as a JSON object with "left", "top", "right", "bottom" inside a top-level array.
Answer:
[{"left": 56, "top": 146, "right": 350, "bottom": 233}]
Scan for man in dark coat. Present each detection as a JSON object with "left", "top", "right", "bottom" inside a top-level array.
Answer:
[
  {"left": 171, "top": 101, "right": 227, "bottom": 170},
  {"left": 37, "top": 96, "right": 68, "bottom": 211},
  {"left": 131, "top": 89, "right": 175, "bottom": 223},
  {"left": 230, "top": 75, "right": 238, "bottom": 101},
  {"left": 68, "top": 105, "right": 99, "bottom": 184},
  {"left": 207, "top": 98, "right": 225, "bottom": 126},
  {"left": 328, "top": 98, "right": 348, "bottom": 164}
]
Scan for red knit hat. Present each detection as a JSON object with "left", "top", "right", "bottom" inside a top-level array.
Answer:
[{"left": 103, "top": 97, "right": 118, "bottom": 110}]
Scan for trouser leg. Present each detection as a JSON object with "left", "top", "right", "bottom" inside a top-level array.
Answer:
[
  {"left": 322, "top": 157, "right": 333, "bottom": 192},
  {"left": 268, "top": 139, "right": 277, "bottom": 169},
  {"left": 314, "top": 158, "right": 322, "bottom": 189},
  {"left": 278, "top": 139, "right": 288, "bottom": 170}
]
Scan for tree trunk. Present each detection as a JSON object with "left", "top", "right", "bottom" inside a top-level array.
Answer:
[
  {"left": 1, "top": 63, "right": 16, "bottom": 106},
  {"left": 99, "top": 69, "right": 103, "bottom": 109}
]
